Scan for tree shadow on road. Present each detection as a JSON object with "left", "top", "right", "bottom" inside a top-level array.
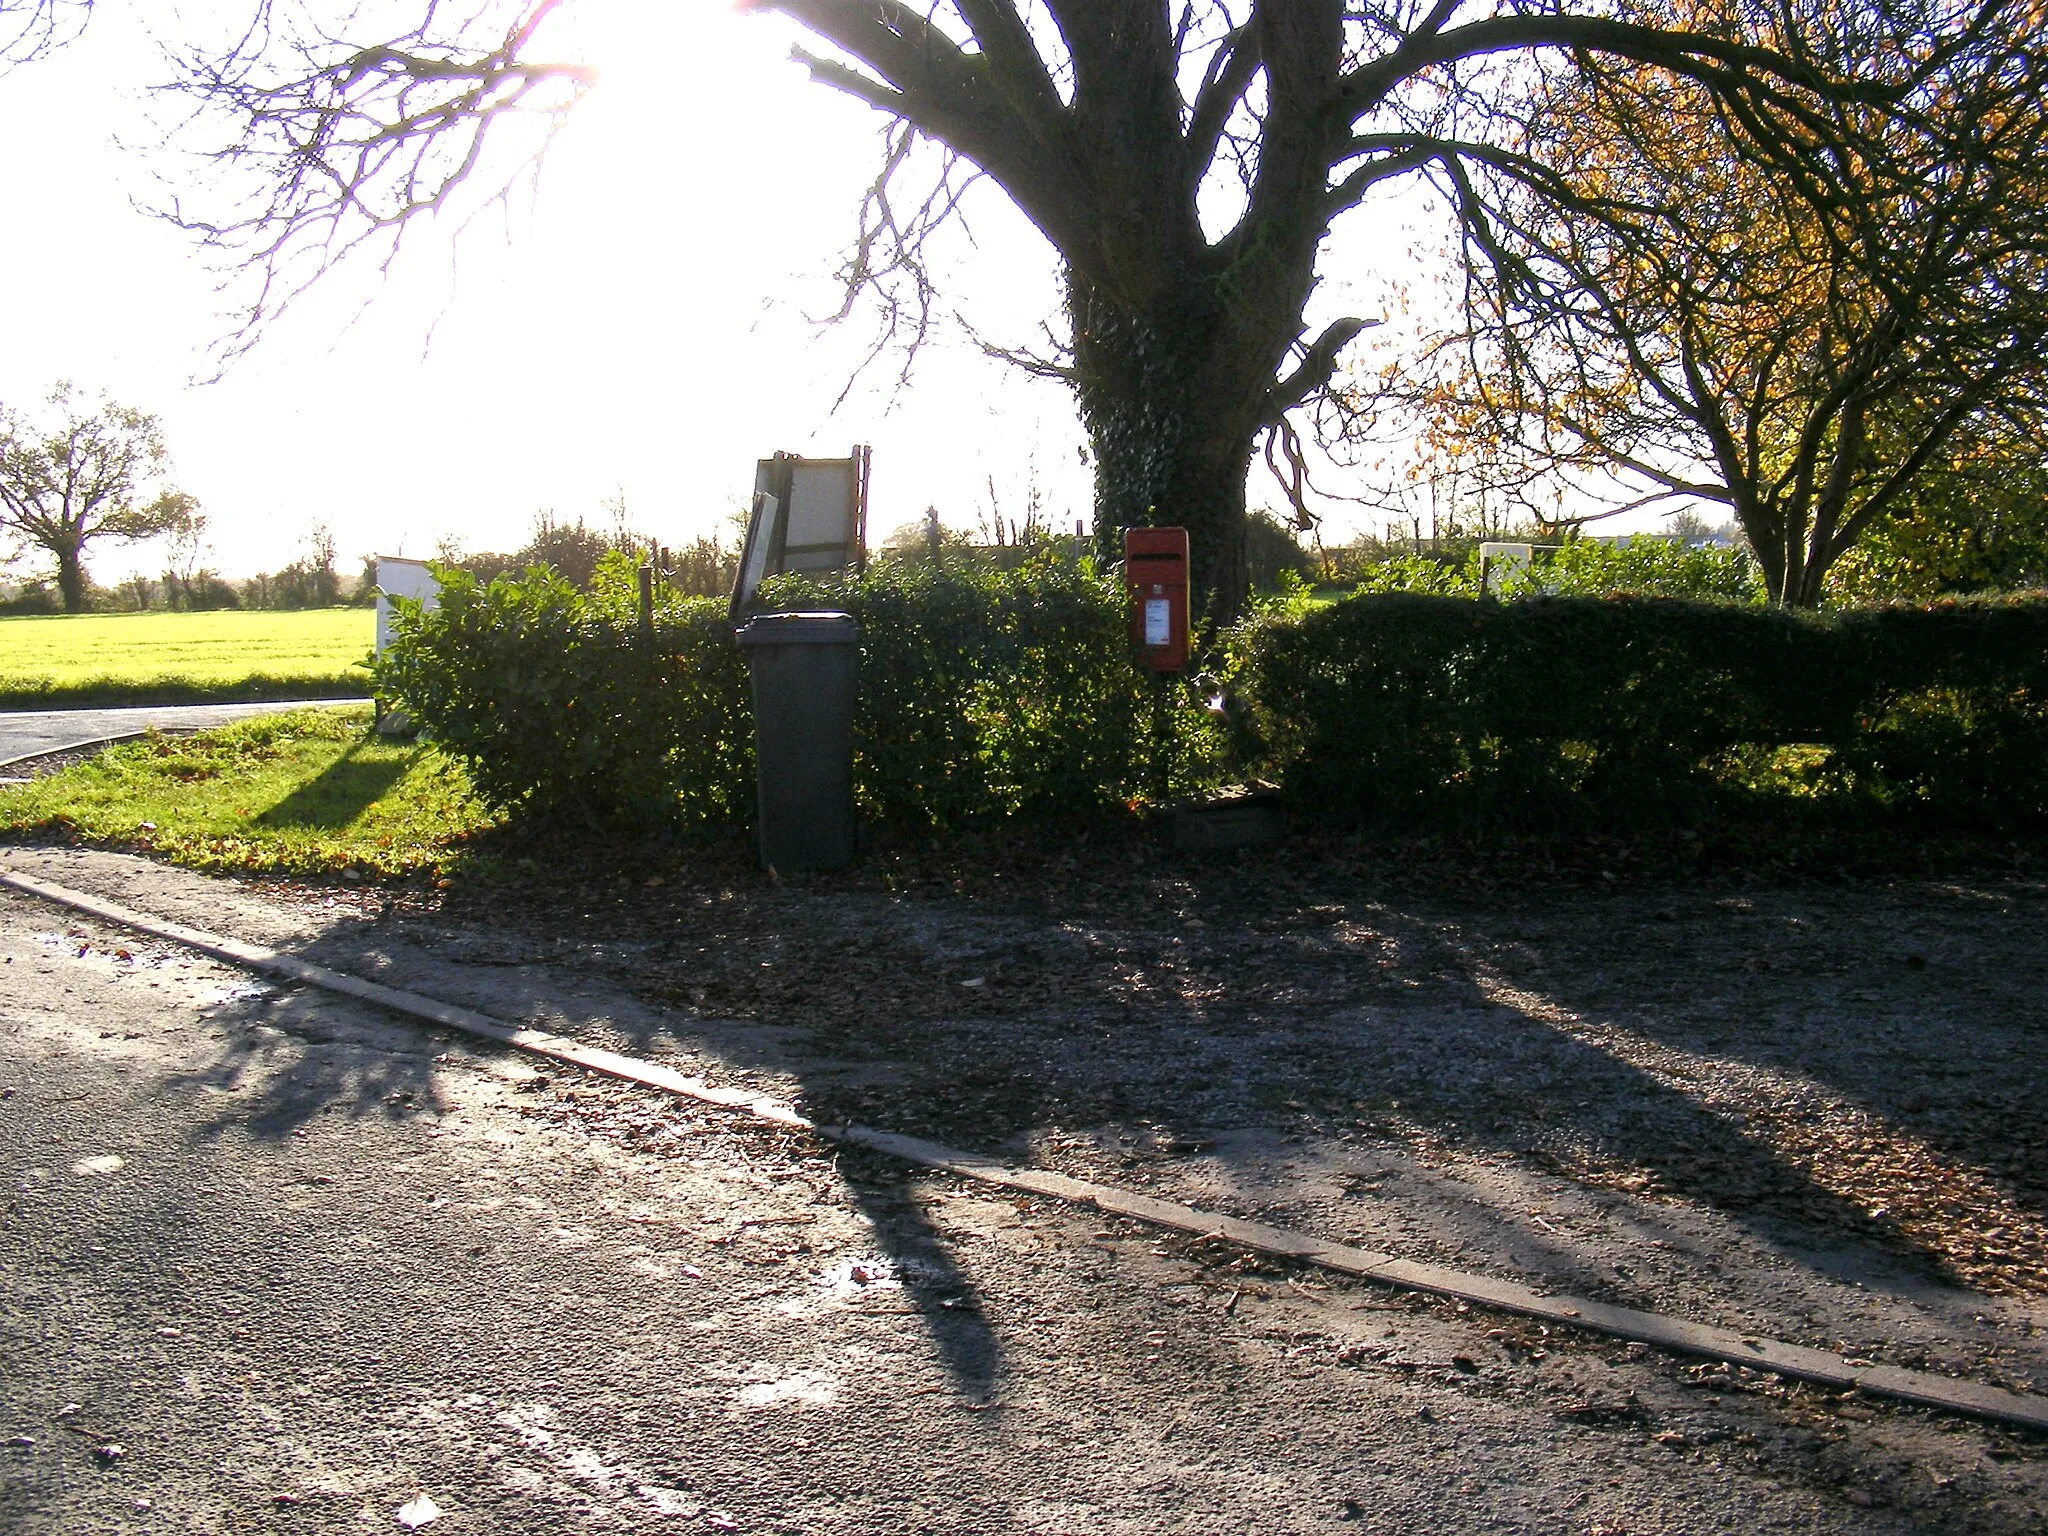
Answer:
[
  {"left": 835, "top": 1146, "right": 1004, "bottom": 1404},
  {"left": 145, "top": 840, "right": 2048, "bottom": 1400},
  {"left": 162, "top": 980, "right": 448, "bottom": 1144}
]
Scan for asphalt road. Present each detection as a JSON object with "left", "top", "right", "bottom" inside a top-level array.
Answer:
[
  {"left": 0, "top": 701, "right": 362, "bottom": 769},
  {"left": 2, "top": 877, "right": 2040, "bottom": 1534}
]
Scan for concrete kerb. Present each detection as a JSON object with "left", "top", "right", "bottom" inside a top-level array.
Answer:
[{"left": 3, "top": 863, "right": 2043, "bottom": 1436}]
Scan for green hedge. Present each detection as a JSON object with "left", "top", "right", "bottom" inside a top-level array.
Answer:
[
  {"left": 382, "top": 552, "right": 2048, "bottom": 835},
  {"left": 762, "top": 559, "right": 1217, "bottom": 825},
  {"left": 1233, "top": 591, "right": 2048, "bottom": 825},
  {"left": 378, "top": 553, "right": 1217, "bottom": 830},
  {"left": 374, "top": 558, "right": 752, "bottom": 827}
]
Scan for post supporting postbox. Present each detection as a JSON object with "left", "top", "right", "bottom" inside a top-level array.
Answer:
[{"left": 1124, "top": 527, "right": 1191, "bottom": 673}]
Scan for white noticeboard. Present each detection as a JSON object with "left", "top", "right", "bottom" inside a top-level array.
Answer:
[
  {"left": 375, "top": 557, "right": 441, "bottom": 655},
  {"left": 1478, "top": 541, "right": 1533, "bottom": 595},
  {"left": 781, "top": 462, "right": 860, "bottom": 573},
  {"left": 1144, "top": 597, "right": 1171, "bottom": 646}
]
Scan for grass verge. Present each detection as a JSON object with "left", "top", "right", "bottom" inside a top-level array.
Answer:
[{"left": 0, "top": 707, "right": 495, "bottom": 877}]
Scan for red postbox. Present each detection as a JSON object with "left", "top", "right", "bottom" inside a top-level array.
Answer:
[{"left": 1124, "top": 526, "right": 1190, "bottom": 672}]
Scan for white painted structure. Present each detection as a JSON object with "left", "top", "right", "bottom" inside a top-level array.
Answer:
[
  {"left": 1478, "top": 542, "right": 1533, "bottom": 595},
  {"left": 374, "top": 557, "right": 441, "bottom": 656}
]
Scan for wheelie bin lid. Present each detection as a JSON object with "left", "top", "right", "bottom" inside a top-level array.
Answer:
[{"left": 734, "top": 611, "right": 859, "bottom": 647}]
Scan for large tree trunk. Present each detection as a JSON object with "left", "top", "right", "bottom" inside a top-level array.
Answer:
[
  {"left": 1740, "top": 509, "right": 1792, "bottom": 606},
  {"left": 1787, "top": 554, "right": 1831, "bottom": 608},
  {"left": 54, "top": 543, "right": 89, "bottom": 613},
  {"left": 1067, "top": 273, "right": 1298, "bottom": 630}
]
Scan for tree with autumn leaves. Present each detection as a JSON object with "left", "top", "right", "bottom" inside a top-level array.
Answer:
[{"left": 1396, "top": 0, "right": 2048, "bottom": 605}]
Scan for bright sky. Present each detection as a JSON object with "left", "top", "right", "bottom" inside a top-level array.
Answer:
[{"left": 0, "top": 1, "right": 1422, "bottom": 585}]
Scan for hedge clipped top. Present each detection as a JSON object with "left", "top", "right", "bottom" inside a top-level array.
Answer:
[
  {"left": 381, "top": 549, "right": 2047, "bottom": 834},
  {"left": 375, "top": 558, "right": 752, "bottom": 827},
  {"left": 1233, "top": 590, "right": 2048, "bottom": 824}
]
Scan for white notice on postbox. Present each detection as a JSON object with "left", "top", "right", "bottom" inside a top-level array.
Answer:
[{"left": 1144, "top": 597, "right": 1171, "bottom": 646}]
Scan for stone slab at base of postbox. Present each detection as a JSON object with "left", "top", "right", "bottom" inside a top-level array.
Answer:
[{"left": 1167, "top": 795, "right": 1286, "bottom": 852}]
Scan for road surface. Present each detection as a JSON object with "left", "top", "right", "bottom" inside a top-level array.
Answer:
[{"left": 1, "top": 862, "right": 2040, "bottom": 1534}]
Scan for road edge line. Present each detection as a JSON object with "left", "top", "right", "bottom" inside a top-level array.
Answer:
[{"left": 4, "top": 862, "right": 2043, "bottom": 1435}]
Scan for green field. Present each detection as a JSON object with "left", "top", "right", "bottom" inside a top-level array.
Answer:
[{"left": 0, "top": 608, "right": 374, "bottom": 707}]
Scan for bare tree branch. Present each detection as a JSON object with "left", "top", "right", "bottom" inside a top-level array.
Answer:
[
  {"left": 1391, "top": 0, "right": 2048, "bottom": 603},
  {"left": 0, "top": 0, "right": 84, "bottom": 70},
  {"left": 154, "top": 0, "right": 592, "bottom": 368},
  {"left": 104, "top": 0, "right": 2015, "bottom": 616}
]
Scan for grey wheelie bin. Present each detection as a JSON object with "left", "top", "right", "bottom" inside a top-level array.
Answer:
[{"left": 735, "top": 611, "right": 859, "bottom": 871}]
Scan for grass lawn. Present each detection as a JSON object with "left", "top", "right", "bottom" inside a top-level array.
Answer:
[
  {"left": 0, "top": 608, "right": 375, "bottom": 708},
  {"left": 0, "top": 707, "right": 495, "bottom": 876}
]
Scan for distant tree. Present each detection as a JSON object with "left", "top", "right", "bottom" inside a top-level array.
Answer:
[
  {"left": 1665, "top": 509, "right": 1729, "bottom": 549},
  {"left": 977, "top": 474, "right": 1051, "bottom": 550},
  {"left": 160, "top": 505, "right": 211, "bottom": 607},
  {"left": 453, "top": 516, "right": 599, "bottom": 586},
  {"left": 1244, "top": 509, "right": 1315, "bottom": 591},
  {"left": 301, "top": 523, "right": 341, "bottom": 604},
  {"left": 260, "top": 523, "right": 343, "bottom": 608},
  {"left": 238, "top": 523, "right": 346, "bottom": 609},
  {"left": 445, "top": 510, "right": 654, "bottom": 589},
  {"left": 664, "top": 535, "right": 737, "bottom": 599},
  {"left": 0, "top": 578, "right": 63, "bottom": 615},
  {"left": 0, "top": 384, "right": 198, "bottom": 612},
  {"left": 880, "top": 508, "right": 975, "bottom": 564},
  {"left": 163, "top": 568, "right": 239, "bottom": 610},
  {"left": 517, "top": 512, "right": 614, "bottom": 587}
]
